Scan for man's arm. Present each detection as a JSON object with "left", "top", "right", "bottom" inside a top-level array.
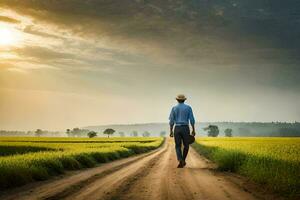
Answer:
[
  {"left": 169, "top": 107, "right": 175, "bottom": 137},
  {"left": 191, "top": 124, "right": 195, "bottom": 136},
  {"left": 189, "top": 107, "right": 196, "bottom": 136},
  {"left": 169, "top": 124, "right": 174, "bottom": 137}
]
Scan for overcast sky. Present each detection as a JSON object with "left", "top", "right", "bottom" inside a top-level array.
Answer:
[{"left": 0, "top": 0, "right": 299, "bottom": 130}]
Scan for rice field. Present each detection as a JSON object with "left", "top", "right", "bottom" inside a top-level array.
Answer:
[
  {"left": 0, "top": 137, "right": 164, "bottom": 189},
  {"left": 192, "top": 137, "right": 300, "bottom": 198}
]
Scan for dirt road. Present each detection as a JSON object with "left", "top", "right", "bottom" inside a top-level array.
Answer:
[{"left": 1, "top": 139, "right": 280, "bottom": 200}]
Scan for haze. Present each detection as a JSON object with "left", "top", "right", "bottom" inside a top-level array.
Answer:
[{"left": 0, "top": 0, "right": 299, "bottom": 130}]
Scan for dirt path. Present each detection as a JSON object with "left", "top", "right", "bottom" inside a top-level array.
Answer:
[{"left": 0, "top": 139, "right": 280, "bottom": 200}]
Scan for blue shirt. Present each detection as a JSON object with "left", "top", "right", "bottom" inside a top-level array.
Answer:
[{"left": 169, "top": 103, "right": 195, "bottom": 126}]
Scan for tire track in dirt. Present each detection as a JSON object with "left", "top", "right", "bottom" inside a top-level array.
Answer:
[
  {"left": 106, "top": 141, "right": 173, "bottom": 200},
  {"left": 111, "top": 139, "right": 197, "bottom": 200},
  {"left": 103, "top": 146, "right": 168, "bottom": 200},
  {"left": 62, "top": 143, "right": 168, "bottom": 200}
]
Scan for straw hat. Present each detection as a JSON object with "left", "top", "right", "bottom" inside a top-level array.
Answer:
[{"left": 176, "top": 94, "right": 187, "bottom": 101}]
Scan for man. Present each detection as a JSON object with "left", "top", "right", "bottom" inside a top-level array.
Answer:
[{"left": 169, "top": 94, "right": 196, "bottom": 168}]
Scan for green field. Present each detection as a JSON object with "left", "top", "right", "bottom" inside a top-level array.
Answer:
[
  {"left": 192, "top": 137, "right": 300, "bottom": 197},
  {"left": 0, "top": 137, "right": 163, "bottom": 189}
]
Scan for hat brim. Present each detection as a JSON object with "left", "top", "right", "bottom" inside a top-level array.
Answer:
[{"left": 176, "top": 97, "right": 187, "bottom": 100}]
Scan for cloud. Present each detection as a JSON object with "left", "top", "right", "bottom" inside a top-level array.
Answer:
[
  {"left": 13, "top": 46, "right": 75, "bottom": 61},
  {"left": 0, "top": 46, "right": 76, "bottom": 72},
  {"left": 23, "top": 25, "right": 63, "bottom": 39},
  {"left": 1, "top": 0, "right": 299, "bottom": 59},
  {"left": 0, "top": 0, "right": 298, "bottom": 71},
  {"left": 0, "top": 15, "right": 20, "bottom": 23}
]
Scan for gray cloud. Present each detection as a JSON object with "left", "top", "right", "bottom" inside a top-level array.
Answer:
[
  {"left": 0, "top": 1, "right": 299, "bottom": 73},
  {"left": 1, "top": 1, "right": 299, "bottom": 57},
  {"left": 0, "top": 15, "right": 20, "bottom": 23},
  {"left": 13, "top": 46, "right": 75, "bottom": 61},
  {"left": 2, "top": 0, "right": 298, "bottom": 83},
  {"left": 23, "top": 25, "right": 63, "bottom": 39}
]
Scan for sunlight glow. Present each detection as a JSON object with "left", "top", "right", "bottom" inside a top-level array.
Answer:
[{"left": 0, "top": 26, "right": 18, "bottom": 46}]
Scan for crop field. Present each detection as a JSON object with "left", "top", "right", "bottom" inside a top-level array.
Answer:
[
  {"left": 0, "top": 137, "right": 164, "bottom": 189},
  {"left": 192, "top": 137, "right": 300, "bottom": 197}
]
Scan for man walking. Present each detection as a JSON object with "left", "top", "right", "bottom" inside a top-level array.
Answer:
[{"left": 169, "top": 94, "right": 196, "bottom": 168}]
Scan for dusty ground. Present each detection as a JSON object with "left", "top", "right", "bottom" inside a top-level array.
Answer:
[{"left": 0, "top": 139, "right": 282, "bottom": 200}]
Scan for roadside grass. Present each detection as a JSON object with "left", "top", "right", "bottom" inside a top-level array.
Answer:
[
  {"left": 0, "top": 144, "right": 57, "bottom": 156},
  {"left": 0, "top": 137, "right": 164, "bottom": 189},
  {"left": 192, "top": 137, "right": 300, "bottom": 198}
]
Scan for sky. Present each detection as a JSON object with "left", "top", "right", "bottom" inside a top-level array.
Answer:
[{"left": 0, "top": 0, "right": 299, "bottom": 130}]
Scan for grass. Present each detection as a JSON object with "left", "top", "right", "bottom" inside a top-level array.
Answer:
[
  {"left": 192, "top": 137, "right": 300, "bottom": 198},
  {"left": 0, "top": 137, "right": 164, "bottom": 190},
  {"left": 0, "top": 144, "right": 57, "bottom": 156}
]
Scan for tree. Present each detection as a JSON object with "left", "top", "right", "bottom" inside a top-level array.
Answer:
[
  {"left": 27, "top": 131, "right": 34, "bottom": 135},
  {"left": 160, "top": 131, "right": 166, "bottom": 137},
  {"left": 204, "top": 125, "right": 219, "bottom": 137},
  {"left": 224, "top": 128, "right": 233, "bottom": 137},
  {"left": 72, "top": 128, "right": 81, "bottom": 137},
  {"left": 142, "top": 131, "right": 150, "bottom": 137},
  {"left": 66, "top": 129, "right": 71, "bottom": 137},
  {"left": 132, "top": 131, "right": 138, "bottom": 137},
  {"left": 118, "top": 131, "right": 125, "bottom": 137},
  {"left": 87, "top": 131, "right": 97, "bottom": 138},
  {"left": 35, "top": 129, "right": 43, "bottom": 137},
  {"left": 103, "top": 128, "right": 115, "bottom": 138},
  {"left": 70, "top": 128, "right": 90, "bottom": 137}
]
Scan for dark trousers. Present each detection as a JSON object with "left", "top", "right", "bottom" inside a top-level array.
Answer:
[{"left": 174, "top": 125, "right": 190, "bottom": 161}]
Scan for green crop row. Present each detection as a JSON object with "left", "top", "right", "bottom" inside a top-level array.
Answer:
[
  {"left": 0, "top": 137, "right": 164, "bottom": 190},
  {"left": 192, "top": 137, "right": 300, "bottom": 198}
]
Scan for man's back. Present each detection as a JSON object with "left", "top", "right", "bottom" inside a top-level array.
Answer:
[{"left": 169, "top": 103, "right": 195, "bottom": 126}]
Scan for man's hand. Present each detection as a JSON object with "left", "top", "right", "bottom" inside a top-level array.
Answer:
[
  {"left": 170, "top": 124, "right": 174, "bottom": 137},
  {"left": 191, "top": 124, "right": 196, "bottom": 136},
  {"left": 191, "top": 130, "right": 196, "bottom": 136}
]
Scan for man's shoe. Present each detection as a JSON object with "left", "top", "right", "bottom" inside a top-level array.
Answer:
[
  {"left": 182, "top": 161, "right": 186, "bottom": 167},
  {"left": 177, "top": 161, "right": 184, "bottom": 168}
]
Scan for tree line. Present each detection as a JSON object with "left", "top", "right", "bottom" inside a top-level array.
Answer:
[
  {"left": 0, "top": 129, "right": 167, "bottom": 138},
  {"left": 203, "top": 125, "right": 232, "bottom": 137},
  {"left": 64, "top": 128, "right": 167, "bottom": 138}
]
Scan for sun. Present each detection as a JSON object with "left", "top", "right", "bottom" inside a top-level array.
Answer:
[{"left": 0, "top": 26, "right": 17, "bottom": 46}]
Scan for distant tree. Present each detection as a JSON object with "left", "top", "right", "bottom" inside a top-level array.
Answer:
[
  {"left": 160, "top": 131, "right": 167, "bottom": 137},
  {"left": 224, "top": 128, "right": 233, "bottom": 137},
  {"left": 35, "top": 129, "right": 43, "bottom": 137},
  {"left": 142, "top": 131, "right": 150, "bottom": 137},
  {"left": 118, "top": 131, "right": 125, "bottom": 137},
  {"left": 68, "top": 128, "right": 90, "bottom": 137},
  {"left": 27, "top": 131, "right": 33, "bottom": 135},
  {"left": 132, "top": 131, "right": 138, "bottom": 137},
  {"left": 204, "top": 125, "right": 219, "bottom": 137},
  {"left": 66, "top": 129, "right": 71, "bottom": 137},
  {"left": 72, "top": 128, "right": 81, "bottom": 137},
  {"left": 87, "top": 131, "right": 97, "bottom": 138},
  {"left": 103, "top": 128, "right": 115, "bottom": 138}
]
